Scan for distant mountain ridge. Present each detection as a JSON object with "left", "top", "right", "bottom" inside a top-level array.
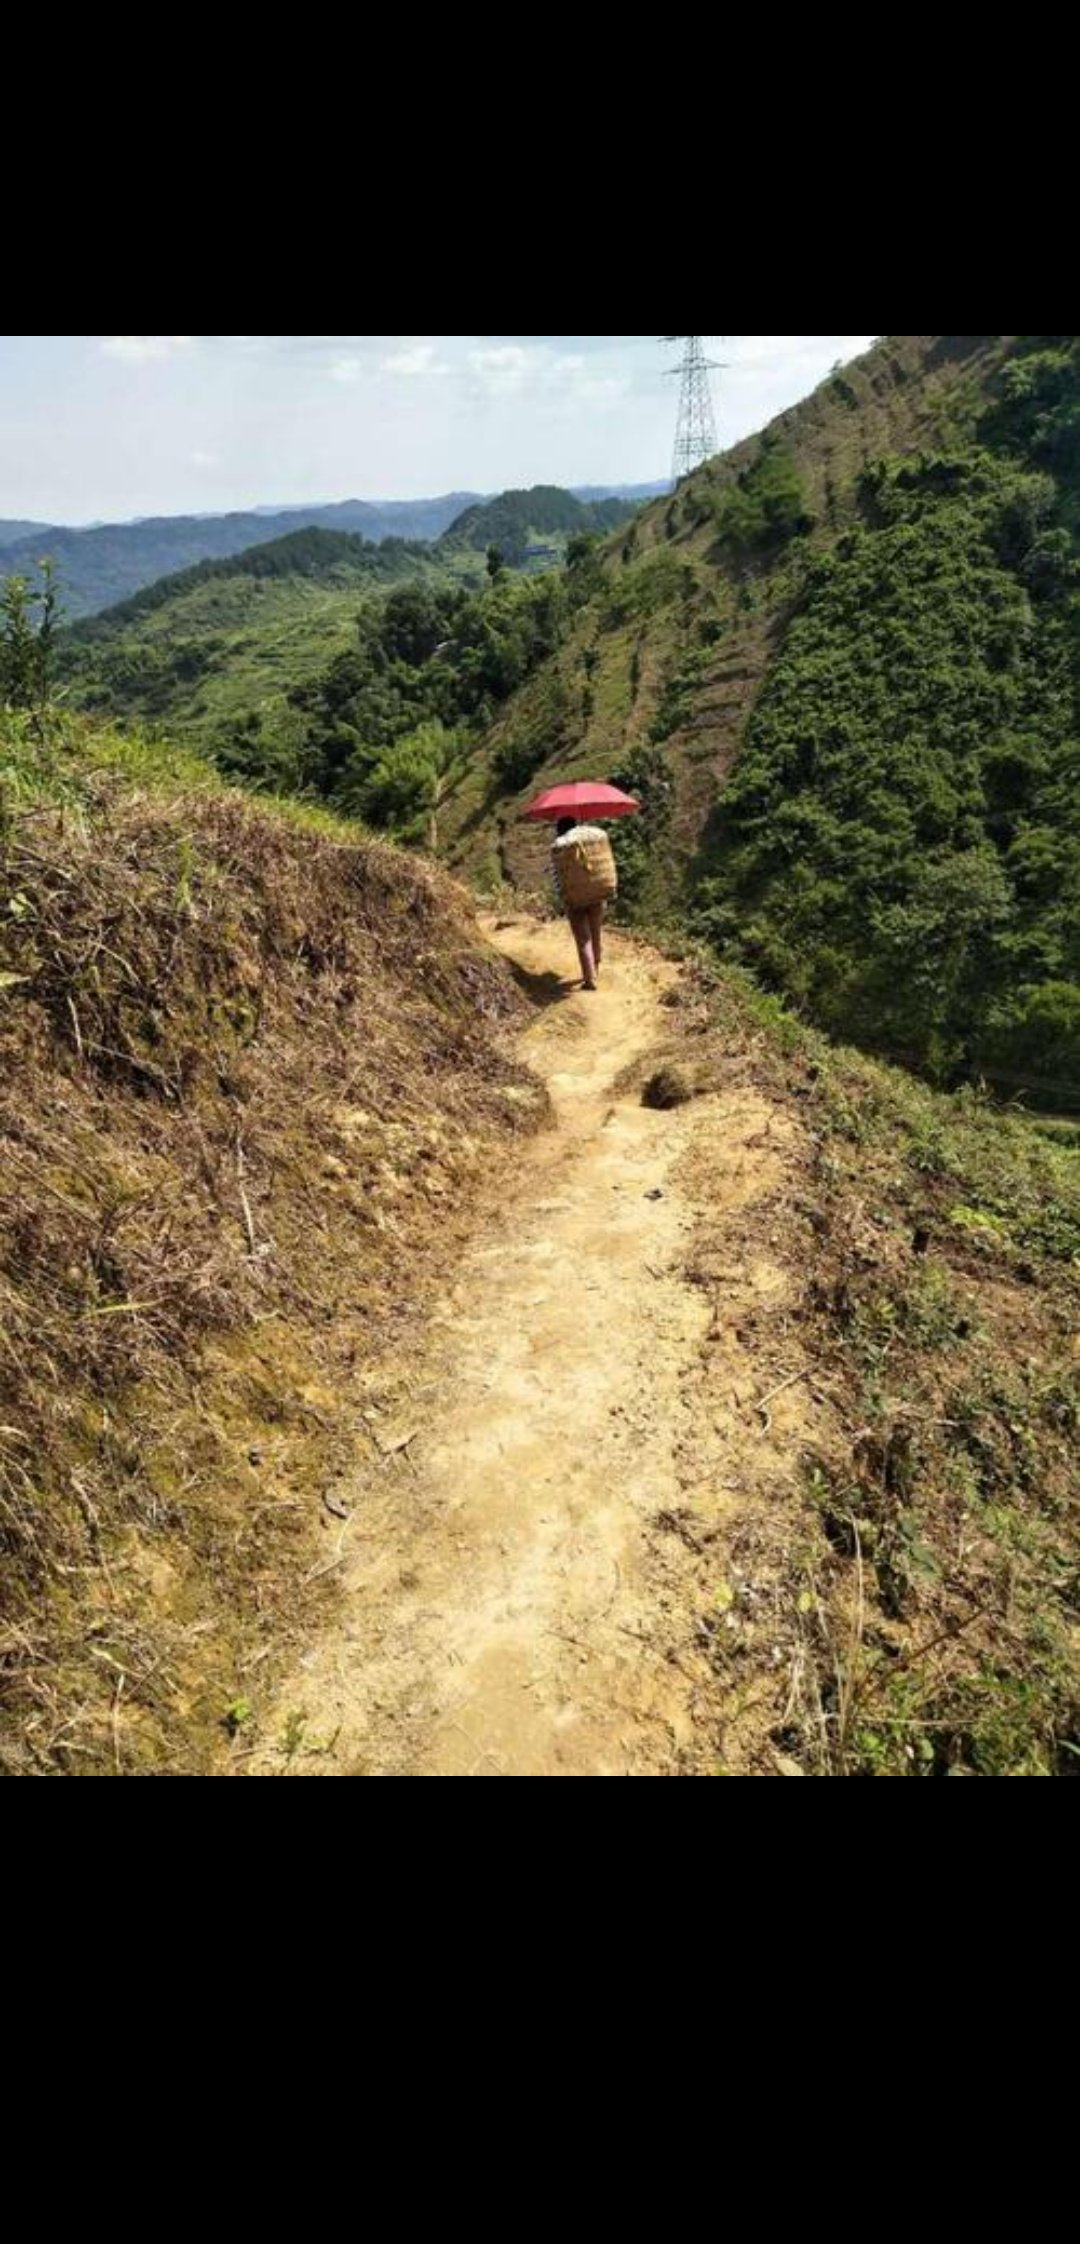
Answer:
[
  {"left": 0, "top": 483, "right": 669, "bottom": 619},
  {"left": 571, "top": 482, "right": 671, "bottom": 502},
  {"left": 0, "top": 519, "right": 55, "bottom": 547},
  {"left": 0, "top": 497, "right": 478, "bottom": 619},
  {"left": 55, "top": 524, "right": 450, "bottom": 745},
  {"left": 63, "top": 525, "right": 434, "bottom": 644},
  {"left": 438, "top": 484, "right": 641, "bottom": 565}
]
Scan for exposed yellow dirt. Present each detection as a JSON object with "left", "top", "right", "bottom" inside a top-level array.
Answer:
[{"left": 246, "top": 914, "right": 811, "bottom": 1776}]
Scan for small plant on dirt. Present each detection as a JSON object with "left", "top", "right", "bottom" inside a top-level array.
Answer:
[{"left": 281, "top": 1709, "right": 307, "bottom": 1761}]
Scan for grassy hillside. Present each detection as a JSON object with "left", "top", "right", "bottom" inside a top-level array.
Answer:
[
  {"left": 445, "top": 339, "right": 1018, "bottom": 876},
  {"left": 38, "top": 494, "right": 647, "bottom": 835},
  {"left": 651, "top": 947, "right": 1079, "bottom": 1776},
  {"left": 65, "top": 523, "right": 438, "bottom": 636},
  {"left": 694, "top": 436, "right": 1080, "bottom": 1099},
  {"left": 442, "top": 336, "right": 1080, "bottom": 1104},
  {"left": 47, "top": 504, "right": 612, "bottom": 808},
  {"left": 0, "top": 710, "right": 544, "bottom": 1774},
  {"left": 51, "top": 538, "right": 594, "bottom": 836},
  {"left": 52, "top": 528, "right": 468, "bottom": 765}
]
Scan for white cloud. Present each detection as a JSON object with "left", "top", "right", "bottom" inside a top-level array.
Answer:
[
  {"left": 381, "top": 343, "right": 448, "bottom": 377},
  {"left": 468, "top": 346, "right": 536, "bottom": 395},
  {"left": 190, "top": 449, "right": 218, "bottom": 467},
  {"left": 466, "top": 344, "right": 629, "bottom": 408},
  {"left": 100, "top": 336, "right": 193, "bottom": 363},
  {"left": 330, "top": 357, "right": 362, "bottom": 384},
  {"left": 544, "top": 353, "right": 628, "bottom": 403}
]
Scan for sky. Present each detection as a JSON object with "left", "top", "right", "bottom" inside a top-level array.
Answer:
[{"left": 0, "top": 336, "right": 878, "bottom": 525}]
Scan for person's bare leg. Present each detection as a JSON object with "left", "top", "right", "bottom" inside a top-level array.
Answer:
[
  {"left": 589, "top": 902, "right": 605, "bottom": 975},
  {"left": 569, "top": 910, "right": 597, "bottom": 989}
]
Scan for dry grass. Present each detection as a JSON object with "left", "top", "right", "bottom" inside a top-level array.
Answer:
[
  {"left": 656, "top": 955, "right": 1079, "bottom": 1777},
  {"left": 1, "top": 757, "right": 546, "bottom": 1774}
]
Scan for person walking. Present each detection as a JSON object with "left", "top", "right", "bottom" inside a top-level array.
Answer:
[{"left": 550, "top": 815, "right": 618, "bottom": 991}]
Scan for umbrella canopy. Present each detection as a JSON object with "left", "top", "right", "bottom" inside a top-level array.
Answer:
[{"left": 521, "top": 781, "right": 640, "bottom": 822}]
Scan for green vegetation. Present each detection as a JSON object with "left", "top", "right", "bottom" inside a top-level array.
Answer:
[
  {"left": 66, "top": 525, "right": 435, "bottom": 638},
  {"left": 439, "top": 484, "right": 637, "bottom": 568},
  {"left": 47, "top": 498, "right": 632, "bottom": 851},
  {"left": 21, "top": 338, "right": 1080, "bottom": 1112},
  {"left": 452, "top": 337, "right": 1079, "bottom": 1109},
  {"left": 607, "top": 741, "right": 677, "bottom": 917},
  {"left": 3, "top": 484, "right": 648, "bottom": 623},
  {"left": 693, "top": 340, "right": 1080, "bottom": 1101},
  {"left": 0, "top": 561, "right": 59, "bottom": 720},
  {"left": 704, "top": 431, "right": 814, "bottom": 555},
  {"left": 53, "top": 529, "right": 451, "bottom": 747},
  {"left": 250, "top": 569, "right": 585, "bottom": 829}
]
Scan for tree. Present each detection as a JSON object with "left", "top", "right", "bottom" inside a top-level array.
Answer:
[
  {"left": 346, "top": 720, "right": 459, "bottom": 845},
  {"left": 0, "top": 561, "right": 60, "bottom": 720},
  {"left": 566, "top": 532, "right": 599, "bottom": 571},
  {"left": 693, "top": 431, "right": 1080, "bottom": 1089}
]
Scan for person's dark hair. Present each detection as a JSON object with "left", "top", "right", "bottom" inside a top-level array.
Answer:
[{"left": 555, "top": 815, "right": 576, "bottom": 836}]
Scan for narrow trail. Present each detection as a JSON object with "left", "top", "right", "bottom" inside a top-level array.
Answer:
[{"left": 249, "top": 915, "right": 804, "bottom": 1776}]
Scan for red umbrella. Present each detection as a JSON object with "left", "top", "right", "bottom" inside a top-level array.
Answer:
[{"left": 521, "top": 780, "right": 640, "bottom": 821}]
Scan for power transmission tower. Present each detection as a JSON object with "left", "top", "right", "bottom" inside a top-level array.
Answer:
[{"left": 661, "top": 336, "right": 723, "bottom": 483}]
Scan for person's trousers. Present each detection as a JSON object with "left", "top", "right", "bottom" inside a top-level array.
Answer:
[{"left": 568, "top": 902, "right": 605, "bottom": 988}]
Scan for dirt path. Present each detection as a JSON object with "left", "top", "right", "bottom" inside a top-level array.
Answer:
[{"left": 247, "top": 915, "right": 804, "bottom": 1776}]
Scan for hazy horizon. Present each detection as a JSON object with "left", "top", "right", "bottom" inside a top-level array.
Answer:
[{"left": 0, "top": 336, "right": 877, "bottom": 524}]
